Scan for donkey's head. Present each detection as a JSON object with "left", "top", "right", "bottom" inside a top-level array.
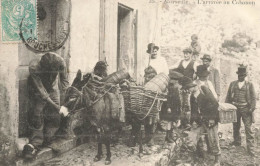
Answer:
[{"left": 63, "top": 86, "right": 83, "bottom": 111}]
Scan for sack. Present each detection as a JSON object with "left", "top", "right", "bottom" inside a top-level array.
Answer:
[{"left": 144, "top": 66, "right": 157, "bottom": 75}]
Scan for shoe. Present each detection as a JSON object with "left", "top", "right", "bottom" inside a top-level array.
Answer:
[
  {"left": 229, "top": 141, "right": 241, "bottom": 146},
  {"left": 146, "top": 138, "right": 154, "bottom": 147},
  {"left": 22, "top": 144, "right": 37, "bottom": 159}
]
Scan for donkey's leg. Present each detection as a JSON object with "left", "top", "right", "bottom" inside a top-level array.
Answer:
[
  {"left": 105, "top": 141, "right": 111, "bottom": 165},
  {"left": 94, "top": 142, "right": 103, "bottom": 162},
  {"left": 139, "top": 127, "right": 143, "bottom": 154}
]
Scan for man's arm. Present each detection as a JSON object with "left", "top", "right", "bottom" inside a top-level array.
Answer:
[
  {"left": 29, "top": 59, "right": 49, "bottom": 100},
  {"left": 200, "top": 85, "right": 219, "bottom": 120},
  {"left": 59, "top": 60, "right": 70, "bottom": 91},
  {"left": 249, "top": 82, "right": 256, "bottom": 111}
]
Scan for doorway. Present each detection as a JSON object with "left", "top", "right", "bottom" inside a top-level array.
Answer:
[{"left": 117, "top": 4, "right": 137, "bottom": 78}]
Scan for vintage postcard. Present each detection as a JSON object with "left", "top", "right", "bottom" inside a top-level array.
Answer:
[{"left": 0, "top": 0, "right": 259, "bottom": 165}]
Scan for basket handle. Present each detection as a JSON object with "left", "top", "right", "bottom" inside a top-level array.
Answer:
[{"left": 138, "top": 91, "right": 159, "bottom": 121}]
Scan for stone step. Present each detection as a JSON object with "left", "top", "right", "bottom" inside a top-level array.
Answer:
[{"left": 15, "top": 138, "right": 77, "bottom": 166}]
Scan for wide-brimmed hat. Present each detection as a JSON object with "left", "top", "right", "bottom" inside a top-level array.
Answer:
[
  {"left": 146, "top": 43, "right": 159, "bottom": 54},
  {"left": 200, "top": 54, "right": 212, "bottom": 61},
  {"left": 236, "top": 65, "right": 247, "bottom": 75},
  {"left": 179, "top": 76, "right": 196, "bottom": 90},
  {"left": 183, "top": 48, "right": 192, "bottom": 54},
  {"left": 196, "top": 65, "right": 210, "bottom": 77}
]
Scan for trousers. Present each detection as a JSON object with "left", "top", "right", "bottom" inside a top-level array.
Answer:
[
  {"left": 197, "top": 123, "right": 220, "bottom": 156},
  {"left": 131, "top": 115, "right": 157, "bottom": 142},
  {"left": 28, "top": 86, "right": 61, "bottom": 148},
  {"left": 233, "top": 107, "right": 255, "bottom": 154}
]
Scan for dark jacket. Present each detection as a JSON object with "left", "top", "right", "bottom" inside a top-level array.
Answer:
[
  {"left": 163, "top": 81, "right": 181, "bottom": 121},
  {"left": 177, "top": 60, "right": 195, "bottom": 80},
  {"left": 225, "top": 80, "right": 256, "bottom": 111},
  {"left": 197, "top": 85, "right": 219, "bottom": 122},
  {"left": 29, "top": 53, "right": 69, "bottom": 100}
]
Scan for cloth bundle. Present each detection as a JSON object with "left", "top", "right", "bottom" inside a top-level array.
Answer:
[{"left": 144, "top": 66, "right": 157, "bottom": 83}]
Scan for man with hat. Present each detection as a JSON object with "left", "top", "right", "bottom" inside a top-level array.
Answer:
[
  {"left": 201, "top": 54, "right": 220, "bottom": 99},
  {"left": 23, "top": 52, "right": 70, "bottom": 159},
  {"left": 162, "top": 69, "right": 183, "bottom": 142},
  {"left": 180, "top": 75, "right": 221, "bottom": 166},
  {"left": 143, "top": 43, "right": 168, "bottom": 146},
  {"left": 191, "top": 65, "right": 218, "bottom": 127},
  {"left": 72, "top": 61, "right": 109, "bottom": 90},
  {"left": 146, "top": 43, "right": 169, "bottom": 77},
  {"left": 171, "top": 47, "right": 198, "bottom": 80},
  {"left": 226, "top": 65, "right": 256, "bottom": 157}
]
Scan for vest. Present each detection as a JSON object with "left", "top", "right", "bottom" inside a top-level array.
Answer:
[
  {"left": 177, "top": 60, "right": 195, "bottom": 80},
  {"left": 233, "top": 83, "right": 247, "bottom": 103}
]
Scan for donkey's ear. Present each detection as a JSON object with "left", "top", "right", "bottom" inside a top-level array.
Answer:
[
  {"left": 76, "top": 69, "right": 82, "bottom": 80},
  {"left": 72, "top": 69, "right": 82, "bottom": 88}
]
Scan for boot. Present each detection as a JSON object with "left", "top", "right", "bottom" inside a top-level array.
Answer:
[
  {"left": 165, "top": 130, "right": 174, "bottom": 143},
  {"left": 146, "top": 137, "right": 154, "bottom": 147}
]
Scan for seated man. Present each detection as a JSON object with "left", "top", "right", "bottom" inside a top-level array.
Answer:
[
  {"left": 171, "top": 48, "right": 198, "bottom": 80},
  {"left": 23, "top": 52, "right": 69, "bottom": 159},
  {"left": 72, "top": 61, "right": 109, "bottom": 90}
]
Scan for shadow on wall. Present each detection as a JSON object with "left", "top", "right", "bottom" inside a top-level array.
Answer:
[{"left": 0, "top": 83, "right": 13, "bottom": 165}]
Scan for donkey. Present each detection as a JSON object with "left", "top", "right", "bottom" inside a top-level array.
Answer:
[
  {"left": 68, "top": 69, "right": 129, "bottom": 165},
  {"left": 82, "top": 80, "right": 124, "bottom": 165}
]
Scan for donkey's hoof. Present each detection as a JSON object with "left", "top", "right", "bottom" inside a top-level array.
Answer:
[
  {"left": 105, "top": 159, "right": 111, "bottom": 165},
  {"left": 93, "top": 155, "right": 102, "bottom": 162}
]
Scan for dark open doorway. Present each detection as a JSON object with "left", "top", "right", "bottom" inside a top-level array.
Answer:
[{"left": 117, "top": 3, "right": 137, "bottom": 78}]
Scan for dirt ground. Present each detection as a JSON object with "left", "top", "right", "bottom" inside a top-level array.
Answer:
[
  {"left": 44, "top": 129, "right": 172, "bottom": 166},
  {"left": 169, "top": 124, "right": 260, "bottom": 166},
  {"left": 43, "top": 104, "right": 260, "bottom": 166},
  {"left": 169, "top": 105, "right": 260, "bottom": 166}
]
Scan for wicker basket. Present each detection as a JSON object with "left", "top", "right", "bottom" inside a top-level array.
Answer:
[
  {"left": 218, "top": 103, "right": 237, "bottom": 124},
  {"left": 121, "top": 86, "right": 166, "bottom": 120}
]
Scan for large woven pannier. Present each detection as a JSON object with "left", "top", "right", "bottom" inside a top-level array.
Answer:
[{"left": 121, "top": 86, "right": 166, "bottom": 120}]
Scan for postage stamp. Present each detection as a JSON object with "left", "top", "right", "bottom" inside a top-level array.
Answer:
[{"left": 1, "top": 0, "right": 37, "bottom": 42}]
